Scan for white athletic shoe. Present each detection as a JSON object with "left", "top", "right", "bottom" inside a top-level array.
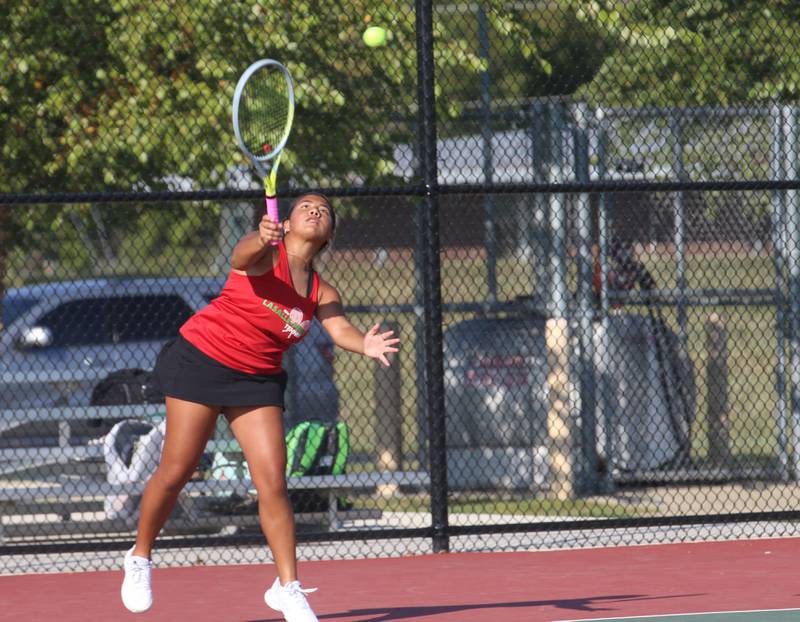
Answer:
[
  {"left": 264, "top": 577, "right": 319, "bottom": 622},
  {"left": 121, "top": 546, "right": 153, "bottom": 613}
]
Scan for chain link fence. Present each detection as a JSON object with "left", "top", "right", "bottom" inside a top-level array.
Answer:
[{"left": 3, "top": 1, "right": 800, "bottom": 573}]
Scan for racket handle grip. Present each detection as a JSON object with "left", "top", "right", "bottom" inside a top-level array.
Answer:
[{"left": 265, "top": 195, "right": 279, "bottom": 246}]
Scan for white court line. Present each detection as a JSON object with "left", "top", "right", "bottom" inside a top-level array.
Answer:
[{"left": 552, "top": 608, "right": 800, "bottom": 621}]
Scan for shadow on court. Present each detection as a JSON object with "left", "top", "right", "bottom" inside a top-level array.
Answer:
[{"left": 246, "top": 593, "right": 705, "bottom": 622}]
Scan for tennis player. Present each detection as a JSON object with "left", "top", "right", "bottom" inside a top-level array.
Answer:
[{"left": 121, "top": 193, "right": 399, "bottom": 622}]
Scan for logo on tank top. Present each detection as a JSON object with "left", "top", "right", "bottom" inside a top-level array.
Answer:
[{"left": 263, "top": 300, "right": 311, "bottom": 339}]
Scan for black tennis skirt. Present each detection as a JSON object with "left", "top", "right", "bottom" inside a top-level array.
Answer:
[{"left": 152, "top": 335, "right": 287, "bottom": 407}]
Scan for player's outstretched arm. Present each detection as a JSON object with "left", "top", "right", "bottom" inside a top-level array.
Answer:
[
  {"left": 316, "top": 281, "right": 399, "bottom": 366},
  {"left": 231, "top": 215, "right": 282, "bottom": 270}
]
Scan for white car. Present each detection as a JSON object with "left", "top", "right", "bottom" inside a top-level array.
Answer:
[{"left": 0, "top": 277, "right": 339, "bottom": 446}]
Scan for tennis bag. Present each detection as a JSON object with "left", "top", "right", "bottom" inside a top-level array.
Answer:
[
  {"left": 91, "top": 368, "right": 164, "bottom": 406},
  {"left": 285, "top": 420, "right": 350, "bottom": 513},
  {"left": 285, "top": 420, "right": 350, "bottom": 477},
  {"left": 87, "top": 367, "right": 164, "bottom": 435}
]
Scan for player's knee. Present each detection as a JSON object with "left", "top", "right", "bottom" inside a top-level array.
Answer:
[
  {"left": 253, "top": 470, "right": 288, "bottom": 499},
  {"left": 153, "top": 462, "right": 195, "bottom": 492}
]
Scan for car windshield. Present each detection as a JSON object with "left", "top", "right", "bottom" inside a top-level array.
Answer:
[{"left": 1, "top": 295, "right": 40, "bottom": 327}]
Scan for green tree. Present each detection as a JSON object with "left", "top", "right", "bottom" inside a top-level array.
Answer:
[
  {"left": 0, "top": 1, "right": 541, "bottom": 285},
  {"left": 1, "top": 1, "right": 545, "bottom": 194},
  {"left": 572, "top": 0, "right": 800, "bottom": 106}
]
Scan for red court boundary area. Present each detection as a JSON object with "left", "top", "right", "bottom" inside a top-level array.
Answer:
[{"left": 4, "top": 537, "right": 800, "bottom": 621}]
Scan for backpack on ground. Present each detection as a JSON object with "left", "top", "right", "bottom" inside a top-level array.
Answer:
[
  {"left": 284, "top": 420, "right": 350, "bottom": 513},
  {"left": 209, "top": 420, "right": 350, "bottom": 480},
  {"left": 285, "top": 420, "right": 350, "bottom": 477},
  {"left": 91, "top": 368, "right": 164, "bottom": 406}
]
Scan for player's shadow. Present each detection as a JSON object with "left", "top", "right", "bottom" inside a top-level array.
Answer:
[{"left": 248, "top": 591, "right": 705, "bottom": 622}]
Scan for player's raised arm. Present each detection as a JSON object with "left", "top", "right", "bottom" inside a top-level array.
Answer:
[{"left": 230, "top": 215, "right": 282, "bottom": 270}]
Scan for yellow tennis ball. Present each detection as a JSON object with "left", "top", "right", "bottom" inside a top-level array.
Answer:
[{"left": 362, "top": 26, "right": 388, "bottom": 48}]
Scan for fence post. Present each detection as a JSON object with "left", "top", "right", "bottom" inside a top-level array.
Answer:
[
  {"left": 545, "top": 101, "right": 577, "bottom": 499},
  {"left": 595, "top": 111, "right": 615, "bottom": 492},
  {"left": 784, "top": 104, "right": 800, "bottom": 479},
  {"left": 477, "top": 6, "right": 497, "bottom": 304},
  {"left": 573, "top": 102, "right": 599, "bottom": 494},
  {"left": 375, "top": 322, "right": 402, "bottom": 498},
  {"left": 549, "top": 102, "right": 569, "bottom": 319},
  {"left": 705, "top": 313, "right": 730, "bottom": 465},
  {"left": 530, "top": 101, "right": 552, "bottom": 309},
  {"left": 415, "top": 0, "right": 449, "bottom": 554},
  {"left": 769, "top": 102, "right": 790, "bottom": 479},
  {"left": 670, "top": 111, "right": 690, "bottom": 366}
]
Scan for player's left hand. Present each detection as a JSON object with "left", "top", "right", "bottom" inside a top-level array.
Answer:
[{"left": 363, "top": 323, "right": 400, "bottom": 367}]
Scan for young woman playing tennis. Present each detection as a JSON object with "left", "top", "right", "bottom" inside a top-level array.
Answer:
[{"left": 121, "top": 193, "right": 399, "bottom": 622}]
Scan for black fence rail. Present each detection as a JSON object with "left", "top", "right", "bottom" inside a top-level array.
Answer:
[{"left": 3, "top": 1, "right": 800, "bottom": 572}]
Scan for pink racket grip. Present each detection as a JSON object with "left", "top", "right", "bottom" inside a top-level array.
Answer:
[{"left": 265, "top": 195, "right": 280, "bottom": 246}]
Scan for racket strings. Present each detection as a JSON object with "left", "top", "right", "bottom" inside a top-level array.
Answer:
[{"left": 239, "top": 69, "right": 291, "bottom": 158}]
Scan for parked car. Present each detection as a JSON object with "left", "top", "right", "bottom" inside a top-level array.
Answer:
[
  {"left": 0, "top": 277, "right": 339, "bottom": 446},
  {"left": 438, "top": 311, "right": 695, "bottom": 490}
]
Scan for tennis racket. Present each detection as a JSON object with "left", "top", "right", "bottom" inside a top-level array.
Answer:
[{"left": 232, "top": 59, "right": 295, "bottom": 240}]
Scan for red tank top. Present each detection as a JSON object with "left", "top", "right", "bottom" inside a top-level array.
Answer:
[{"left": 180, "top": 241, "right": 320, "bottom": 375}]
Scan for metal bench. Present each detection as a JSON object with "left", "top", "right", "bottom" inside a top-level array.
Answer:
[
  {"left": 0, "top": 404, "right": 430, "bottom": 542},
  {"left": 0, "top": 470, "right": 431, "bottom": 541}
]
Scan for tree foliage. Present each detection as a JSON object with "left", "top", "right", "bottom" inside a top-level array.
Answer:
[
  {"left": 573, "top": 0, "right": 800, "bottom": 106},
  {"left": 0, "top": 1, "right": 539, "bottom": 277},
  {"left": 2, "top": 1, "right": 794, "bottom": 281},
  {"left": 0, "top": 0, "right": 541, "bottom": 195}
]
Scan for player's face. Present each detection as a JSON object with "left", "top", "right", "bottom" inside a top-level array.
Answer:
[{"left": 287, "top": 195, "right": 334, "bottom": 242}]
